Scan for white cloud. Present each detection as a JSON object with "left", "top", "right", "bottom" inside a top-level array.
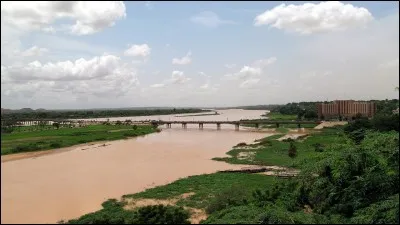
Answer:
[
  {"left": 190, "top": 11, "right": 236, "bottom": 28},
  {"left": 224, "top": 64, "right": 236, "bottom": 69},
  {"left": 200, "top": 83, "right": 209, "bottom": 89},
  {"left": 253, "top": 57, "right": 277, "bottom": 68},
  {"left": 238, "top": 66, "right": 261, "bottom": 77},
  {"left": 224, "top": 57, "right": 276, "bottom": 80},
  {"left": 124, "top": 44, "right": 151, "bottom": 57},
  {"left": 240, "top": 78, "right": 260, "bottom": 89},
  {"left": 379, "top": 58, "right": 399, "bottom": 69},
  {"left": 1, "top": 55, "right": 139, "bottom": 101},
  {"left": 20, "top": 46, "right": 49, "bottom": 57},
  {"left": 170, "top": 71, "right": 191, "bottom": 84},
  {"left": 150, "top": 83, "right": 165, "bottom": 88},
  {"left": 254, "top": 1, "right": 373, "bottom": 34},
  {"left": 42, "top": 26, "right": 56, "bottom": 34},
  {"left": 1, "top": 1, "right": 126, "bottom": 35},
  {"left": 172, "top": 51, "right": 192, "bottom": 65},
  {"left": 2, "top": 54, "right": 126, "bottom": 81}
]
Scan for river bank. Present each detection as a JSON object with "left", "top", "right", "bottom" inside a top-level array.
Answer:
[
  {"left": 61, "top": 126, "right": 348, "bottom": 224},
  {"left": 1, "top": 124, "right": 156, "bottom": 155},
  {"left": 1, "top": 123, "right": 271, "bottom": 224}
]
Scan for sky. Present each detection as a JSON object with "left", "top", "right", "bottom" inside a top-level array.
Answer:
[{"left": 1, "top": 1, "right": 399, "bottom": 109}]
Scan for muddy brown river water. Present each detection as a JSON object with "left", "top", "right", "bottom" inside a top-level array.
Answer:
[{"left": 1, "top": 109, "right": 277, "bottom": 224}]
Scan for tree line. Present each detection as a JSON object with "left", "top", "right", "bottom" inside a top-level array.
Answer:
[{"left": 0, "top": 108, "right": 207, "bottom": 121}]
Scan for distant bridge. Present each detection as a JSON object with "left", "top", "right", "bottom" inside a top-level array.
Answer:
[
  {"left": 1, "top": 119, "right": 322, "bottom": 131},
  {"left": 149, "top": 120, "right": 322, "bottom": 131}
]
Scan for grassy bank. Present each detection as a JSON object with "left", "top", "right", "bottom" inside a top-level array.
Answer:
[
  {"left": 213, "top": 127, "right": 345, "bottom": 168},
  {"left": 123, "top": 173, "right": 276, "bottom": 209},
  {"left": 60, "top": 121, "right": 399, "bottom": 224},
  {"left": 62, "top": 173, "right": 278, "bottom": 224},
  {"left": 1, "top": 124, "right": 156, "bottom": 155},
  {"left": 261, "top": 112, "right": 297, "bottom": 120},
  {"left": 242, "top": 123, "right": 317, "bottom": 129}
]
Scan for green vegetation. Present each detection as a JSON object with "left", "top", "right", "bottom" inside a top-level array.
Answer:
[
  {"left": 269, "top": 102, "right": 319, "bottom": 120},
  {"left": 1, "top": 124, "right": 156, "bottom": 155},
  {"left": 122, "top": 173, "right": 276, "bottom": 210},
  {"left": 262, "top": 112, "right": 298, "bottom": 121},
  {"left": 60, "top": 199, "right": 191, "bottom": 224},
  {"left": 213, "top": 129, "right": 343, "bottom": 168},
  {"left": 242, "top": 123, "right": 317, "bottom": 129},
  {"left": 61, "top": 108, "right": 399, "bottom": 224},
  {"left": 1, "top": 108, "right": 208, "bottom": 120}
]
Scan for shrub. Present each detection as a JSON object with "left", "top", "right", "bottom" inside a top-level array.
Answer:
[
  {"left": 53, "top": 122, "right": 60, "bottom": 129},
  {"left": 313, "top": 143, "right": 324, "bottom": 152},
  {"left": 132, "top": 125, "right": 138, "bottom": 130},
  {"left": 63, "top": 200, "right": 190, "bottom": 224},
  {"left": 130, "top": 205, "right": 190, "bottom": 224},
  {"left": 288, "top": 142, "right": 297, "bottom": 158},
  {"left": 50, "top": 142, "right": 62, "bottom": 148},
  {"left": 116, "top": 120, "right": 122, "bottom": 125},
  {"left": 235, "top": 142, "right": 247, "bottom": 147},
  {"left": 206, "top": 185, "right": 249, "bottom": 214},
  {"left": 11, "top": 143, "right": 41, "bottom": 153}
]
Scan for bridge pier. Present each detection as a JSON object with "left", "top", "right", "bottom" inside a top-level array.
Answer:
[
  {"left": 199, "top": 123, "right": 203, "bottom": 130},
  {"left": 297, "top": 124, "right": 301, "bottom": 128},
  {"left": 166, "top": 123, "right": 172, "bottom": 128},
  {"left": 276, "top": 123, "right": 280, "bottom": 128},
  {"left": 182, "top": 123, "right": 187, "bottom": 129},
  {"left": 216, "top": 123, "right": 221, "bottom": 130},
  {"left": 255, "top": 123, "right": 259, "bottom": 129},
  {"left": 235, "top": 124, "right": 240, "bottom": 131}
]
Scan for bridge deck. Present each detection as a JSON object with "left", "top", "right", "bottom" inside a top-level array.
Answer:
[{"left": 153, "top": 120, "right": 321, "bottom": 124}]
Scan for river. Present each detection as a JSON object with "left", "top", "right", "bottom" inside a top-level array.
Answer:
[{"left": 1, "top": 109, "right": 272, "bottom": 224}]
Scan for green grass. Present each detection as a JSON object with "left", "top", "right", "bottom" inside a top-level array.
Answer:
[
  {"left": 1, "top": 125, "right": 156, "bottom": 155},
  {"left": 122, "top": 173, "right": 277, "bottom": 210},
  {"left": 213, "top": 127, "right": 347, "bottom": 168},
  {"left": 242, "top": 123, "right": 317, "bottom": 129},
  {"left": 262, "top": 112, "right": 298, "bottom": 121}
]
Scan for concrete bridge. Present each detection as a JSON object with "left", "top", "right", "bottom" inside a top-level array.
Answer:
[{"left": 150, "top": 120, "right": 322, "bottom": 131}]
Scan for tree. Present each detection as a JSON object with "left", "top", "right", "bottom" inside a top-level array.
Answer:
[
  {"left": 53, "top": 122, "right": 60, "bottom": 129},
  {"left": 288, "top": 141, "right": 297, "bottom": 158}
]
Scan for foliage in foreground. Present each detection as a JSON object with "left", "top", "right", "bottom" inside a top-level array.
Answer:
[
  {"left": 60, "top": 199, "right": 190, "bottom": 224},
  {"left": 204, "top": 131, "right": 399, "bottom": 224}
]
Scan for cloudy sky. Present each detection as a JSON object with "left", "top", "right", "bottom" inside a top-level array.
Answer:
[{"left": 1, "top": 1, "right": 399, "bottom": 109}]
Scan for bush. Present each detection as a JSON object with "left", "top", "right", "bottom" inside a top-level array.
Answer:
[
  {"left": 371, "top": 114, "right": 399, "bottom": 132},
  {"left": 132, "top": 125, "right": 138, "bottom": 130},
  {"left": 116, "top": 120, "right": 122, "bottom": 125},
  {"left": 206, "top": 185, "right": 249, "bottom": 214},
  {"left": 11, "top": 143, "right": 41, "bottom": 153},
  {"left": 313, "top": 143, "right": 324, "bottom": 152},
  {"left": 50, "top": 142, "right": 62, "bottom": 148},
  {"left": 63, "top": 200, "right": 190, "bottom": 224},
  {"left": 130, "top": 205, "right": 190, "bottom": 224},
  {"left": 235, "top": 142, "right": 247, "bottom": 147},
  {"left": 288, "top": 142, "right": 297, "bottom": 158}
]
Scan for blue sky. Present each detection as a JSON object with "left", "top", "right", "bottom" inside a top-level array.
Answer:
[{"left": 1, "top": 1, "right": 399, "bottom": 109}]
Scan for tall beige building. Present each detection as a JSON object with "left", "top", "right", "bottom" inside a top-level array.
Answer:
[{"left": 317, "top": 100, "right": 377, "bottom": 120}]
